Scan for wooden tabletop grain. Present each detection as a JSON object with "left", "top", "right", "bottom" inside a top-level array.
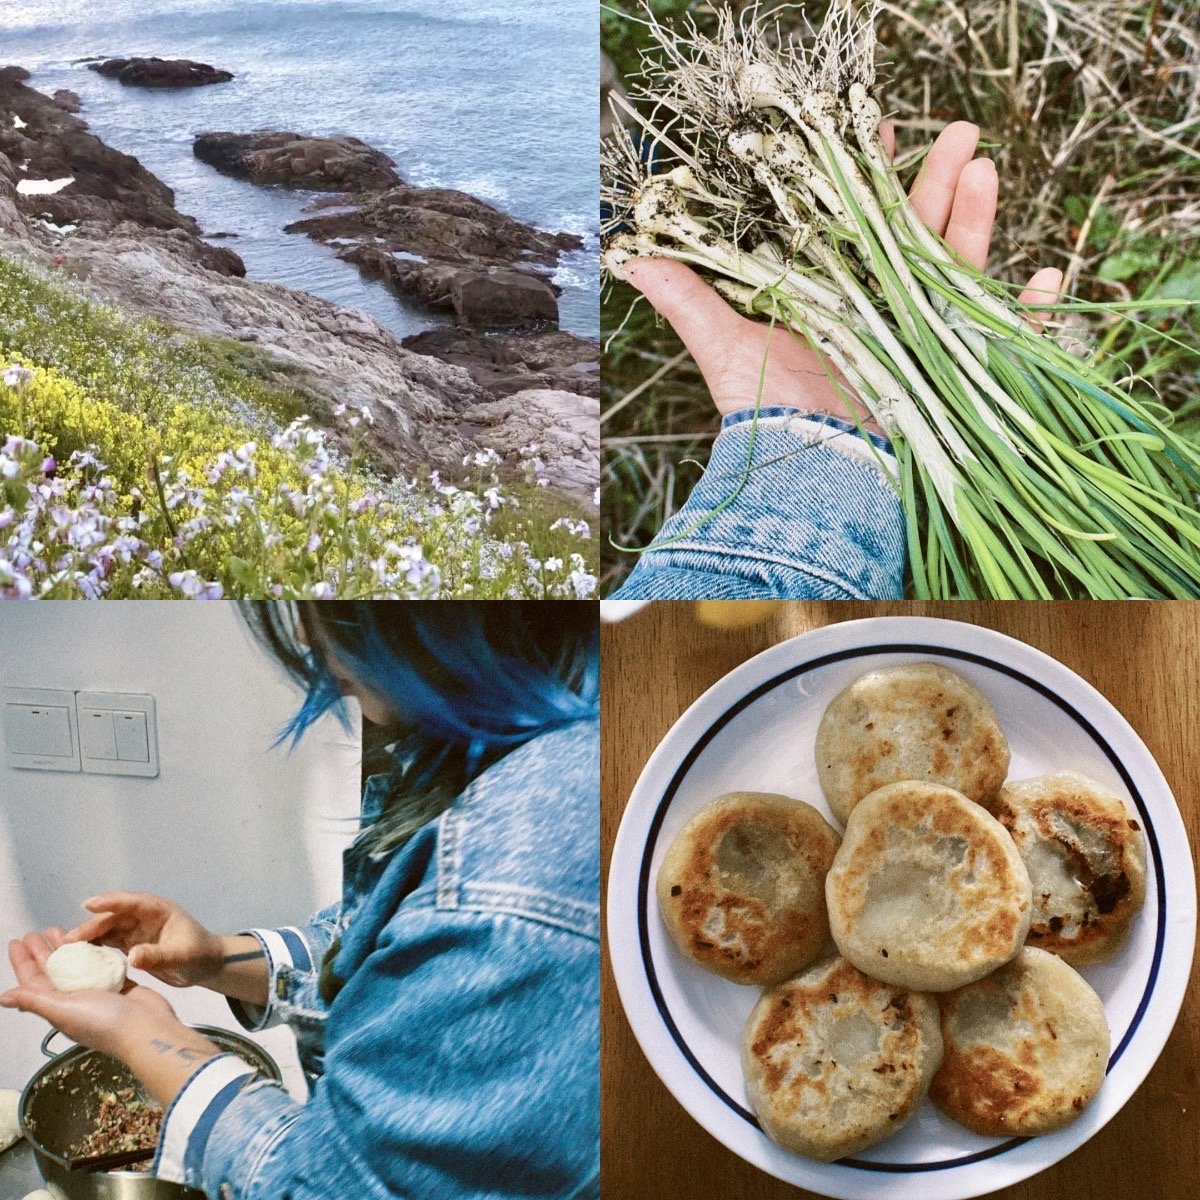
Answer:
[{"left": 601, "top": 601, "right": 1200, "bottom": 1200}]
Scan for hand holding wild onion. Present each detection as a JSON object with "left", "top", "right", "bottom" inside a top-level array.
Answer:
[
  {"left": 623, "top": 120, "right": 1063, "bottom": 428},
  {"left": 601, "top": 2, "right": 1200, "bottom": 599}
]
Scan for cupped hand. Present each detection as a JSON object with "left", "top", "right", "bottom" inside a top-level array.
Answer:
[
  {"left": 1, "top": 928, "right": 179, "bottom": 1058},
  {"left": 622, "top": 121, "right": 1064, "bottom": 422},
  {"left": 63, "top": 893, "right": 224, "bottom": 989}
]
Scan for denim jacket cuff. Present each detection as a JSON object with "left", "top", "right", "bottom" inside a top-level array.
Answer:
[
  {"left": 152, "top": 1053, "right": 258, "bottom": 1188},
  {"left": 612, "top": 409, "right": 907, "bottom": 599},
  {"left": 721, "top": 406, "right": 894, "bottom": 454},
  {"left": 226, "top": 927, "right": 315, "bottom": 1032}
]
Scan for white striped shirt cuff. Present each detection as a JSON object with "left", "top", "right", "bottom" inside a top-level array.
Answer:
[
  {"left": 251, "top": 926, "right": 315, "bottom": 974},
  {"left": 153, "top": 1054, "right": 258, "bottom": 1187},
  {"left": 227, "top": 926, "right": 315, "bottom": 1030}
]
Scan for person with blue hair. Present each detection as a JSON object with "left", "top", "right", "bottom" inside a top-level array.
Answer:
[{"left": 2, "top": 601, "right": 599, "bottom": 1200}]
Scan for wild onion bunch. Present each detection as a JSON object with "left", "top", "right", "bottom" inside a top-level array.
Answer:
[{"left": 601, "top": 1, "right": 1200, "bottom": 599}]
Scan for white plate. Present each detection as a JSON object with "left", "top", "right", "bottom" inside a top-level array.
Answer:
[{"left": 607, "top": 616, "right": 1196, "bottom": 1200}]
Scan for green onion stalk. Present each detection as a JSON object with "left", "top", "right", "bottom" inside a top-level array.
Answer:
[{"left": 601, "top": 1, "right": 1200, "bottom": 599}]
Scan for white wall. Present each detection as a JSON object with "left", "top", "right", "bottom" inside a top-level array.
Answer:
[{"left": 0, "top": 602, "right": 362, "bottom": 1096}]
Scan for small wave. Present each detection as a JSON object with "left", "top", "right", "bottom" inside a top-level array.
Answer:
[
  {"left": 445, "top": 174, "right": 511, "bottom": 207},
  {"left": 543, "top": 212, "right": 599, "bottom": 239},
  {"left": 552, "top": 250, "right": 600, "bottom": 294}
]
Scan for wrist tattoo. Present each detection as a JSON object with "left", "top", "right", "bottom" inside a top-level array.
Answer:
[
  {"left": 222, "top": 950, "right": 266, "bottom": 965},
  {"left": 148, "top": 1039, "right": 207, "bottom": 1065}
]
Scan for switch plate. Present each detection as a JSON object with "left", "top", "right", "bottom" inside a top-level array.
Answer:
[
  {"left": 2, "top": 688, "right": 81, "bottom": 771},
  {"left": 76, "top": 692, "right": 158, "bottom": 777}
]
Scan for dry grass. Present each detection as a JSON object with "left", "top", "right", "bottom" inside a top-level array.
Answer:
[{"left": 601, "top": 0, "right": 1200, "bottom": 594}]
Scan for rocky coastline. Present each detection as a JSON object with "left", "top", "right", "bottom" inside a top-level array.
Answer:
[{"left": 0, "top": 63, "right": 597, "bottom": 501}]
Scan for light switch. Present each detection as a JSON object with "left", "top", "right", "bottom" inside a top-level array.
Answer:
[
  {"left": 114, "top": 711, "right": 149, "bottom": 762},
  {"left": 79, "top": 709, "right": 118, "bottom": 760},
  {"left": 75, "top": 691, "right": 158, "bottom": 778},
  {"left": 5, "top": 703, "right": 73, "bottom": 757},
  {"left": 2, "top": 688, "right": 81, "bottom": 771}
]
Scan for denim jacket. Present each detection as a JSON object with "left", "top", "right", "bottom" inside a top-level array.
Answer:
[
  {"left": 151, "top": 719, "right": 600, "bottom": 1200},
  {"left": 612, "top": 408, "right": 907, "bottom": 598}
]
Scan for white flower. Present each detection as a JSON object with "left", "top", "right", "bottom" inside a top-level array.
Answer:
[
  {"left": 2, "top": 365, "right": 35, "bottom": 388},
  {"left": 0, "top": 558, "right": 33, "bottom": 598},
  {"left": 465, "top": 448, "right": 502, "bottom": 469},
  {"left": 167, "top": 570, "right": 221, "bottom": 599},
  {"left": 569, "top": 569, "right": 598, "bottom": 599}
]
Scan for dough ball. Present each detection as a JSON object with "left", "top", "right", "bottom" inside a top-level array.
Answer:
[
  {"left": 0, "top": 1086, "right": 21, "bottom": 1152},
  {"left": 45, "top": 943, "right": 127, "bottom": 993},
  {"left": 994, "top": 772, "right": 1147, "bottom": 966},
  {"left": 742, "top": 956, "right": 943, "bottom": 1160}
]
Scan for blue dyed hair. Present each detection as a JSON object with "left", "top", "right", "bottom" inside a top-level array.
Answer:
[{"left": 243, "top": 601, "right": 599, "bottom": 853}]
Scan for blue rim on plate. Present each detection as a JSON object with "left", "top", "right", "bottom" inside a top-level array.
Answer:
[{"left": 635, "top": 642, "right": 1167, "bottom": 1174}]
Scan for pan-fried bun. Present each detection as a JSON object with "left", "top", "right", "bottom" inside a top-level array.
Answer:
[
  {"left": 930, "top": 947, "right": 1109, "bottom": 1136},
  {"left": 657, "top": 792, "right": 841, "bottom": 986},
  {"left": 826, "top": 781, "right": 1033, "bottom": 991},
  {"left": 816, "top": 662, "right": 1010, "bottom": 825},
  {"left": 994, "top": 773, "right": 1146, "bottom": 966},
  {"left": 742, "top": 956, "right": 943, "bottom": 1161}
]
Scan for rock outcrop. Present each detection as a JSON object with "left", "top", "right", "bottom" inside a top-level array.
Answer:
[
  {"left": 194, "top": 130, "right": 582, "bottom": 330},
  {"left": 193, "top": 131, "right": 402, "bottom": 192},
  {"left": 459, "top": 389, "right": 599, "bottom": 500},
  {"left": 52, "top": 88, "right": 81, "bottom": 113},
  {"left": 286, "top": 182, "right": 580, "bottom": 329},
  {"left": 89, "top": 57, "right": 234, "bottom": 88},
  {"left": 401, "top": 327, "right": 599, "bottom": 399},
  {"left": 0, "top": 67, "right": 245, "bottom": 275}
]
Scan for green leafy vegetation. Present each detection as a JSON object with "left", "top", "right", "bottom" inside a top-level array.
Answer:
[{"left": 0, "top": 253, "right": 596, "bottom": 598}]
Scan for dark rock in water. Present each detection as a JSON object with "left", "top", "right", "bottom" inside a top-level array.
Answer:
[
  {"left": 401, "top": 327, "right": 599, "bottom": 398},
  {"left": 286, "top": 180, "right": 581, "bottom": 329},
  {"left": 52, "top": 88, "right": 82, "bottom": 113},
  {"left": 192, "top": 127, "right": 583, "bottom": 330},
  {"left": 451, "top": 269, "right": 558, "bottom": 329},
  {"left": 193, "top": 131, "right": 402, "bottom": 192},
  {"left": 0, "top": 66, "right": 31, "bottom": 84},
  {"left": 0, "top": 66, "right": 244, "bottom": 276},
  {"left": 90, "top": 57, "right": 234, "bottom": 88}
]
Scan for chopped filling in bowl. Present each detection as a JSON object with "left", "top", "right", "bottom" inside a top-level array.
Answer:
[{"left": 71, "top": 1087, "right": 162, "bottom": 1167}]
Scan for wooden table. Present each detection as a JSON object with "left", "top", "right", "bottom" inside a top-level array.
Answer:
[{"left": 601, "top": 601, "right": 1200, "bottom": 1200}]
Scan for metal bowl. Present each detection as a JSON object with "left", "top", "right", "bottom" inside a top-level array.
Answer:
[{"left": 18, "top": 1026, "right": 281, "bottom": 1199}]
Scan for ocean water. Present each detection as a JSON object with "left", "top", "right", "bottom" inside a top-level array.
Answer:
[{"left": 0, "top": 0, "right": 599, "bottom": 338}]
